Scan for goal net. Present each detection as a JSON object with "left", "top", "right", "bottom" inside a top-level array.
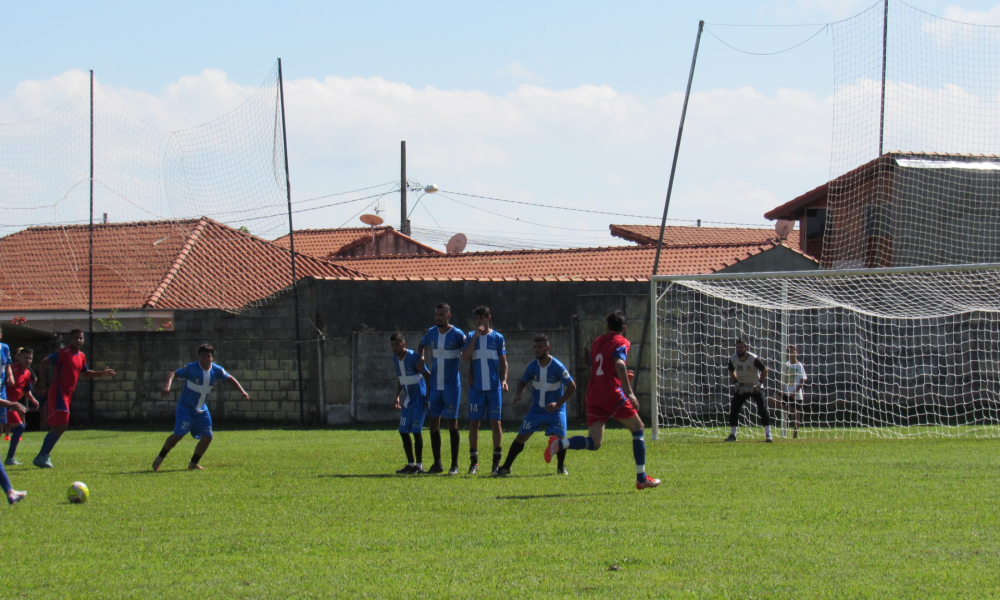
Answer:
[{"left": 651, "top": 265, "right": 1000, "bottom": 439}]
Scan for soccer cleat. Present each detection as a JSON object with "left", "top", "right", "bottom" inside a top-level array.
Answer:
[
  {"left": 491, "top": 463, "right": 500, "bottom": 475},
  {"left": 188, "top": 462, "right": 205, "bottom": 471},
  {"left": 636, "top": 477, "right": 661, "bottom": 490},
  {"left": 4, "top": 457, "right": 21, "bottom": 466},
  {"left": 467, "top": 464, "right": 478, "bottom": 475},
  {"left": 152, "top": 456, "right": 163, "bottom": 472},
  {"left": 412, "top": 466, "right": 426, "bottom": 474},
  {"left": 544, "top": 435, "right": 560, "bottom": 464},
  {"left": 6, "top": 490, "right": 26, "bottom": 505},
  {"left": 32, "top": 454, "right": 53, "bottom": 469},
  {"left": 765, "top": 437, "right": 774, "bottom": 443},
  {"left": 395, "top": 465, "right": 415, "bottom": 474},
  {"left": 447, "top": 465, "right": 459, "bottom": 476},
  {"left": 426, "top": 463, "right": 444, "bottom": 474},
  {"left": 557, "top": 466, "right": 569, "bottom": 475},
  {"left": 724, "top": 434, "right": 737, "bottom": 442},
  {"left": 3, "top": 435, "right": 8, "bottom": 441},
  {"left": 495, "top": 466, "right": 511, "bottom": 476}
]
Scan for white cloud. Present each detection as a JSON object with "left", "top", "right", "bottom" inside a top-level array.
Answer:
[
  {"left": 0, "top": 68, "right": 838, "bottom": 245},
  {"left": 940, "top": 4, "right": 1000, "bottom": 24},
  {"left": 494, "top": 61, "right": 544, "bottom": 83}
]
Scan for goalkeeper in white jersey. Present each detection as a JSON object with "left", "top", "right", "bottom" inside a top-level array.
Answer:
[{"left": 725, "top": 339, "right": 772, "bottom": 442}]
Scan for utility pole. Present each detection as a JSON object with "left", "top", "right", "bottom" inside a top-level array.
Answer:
[{"left": 400, "top": 141, "right": 409, "bottom": 235}]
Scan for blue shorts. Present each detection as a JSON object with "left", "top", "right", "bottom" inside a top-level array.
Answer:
[
  {"left": 468, "top": 388, "right": 502, "bottom": 421},
  {"left": 427, "top": 387, "right": 461, "bottom": 419},
  {"left": 174, "top": 404, "right": 213, "bottom": 440},
  {"left": 518, "top": 409, "right": 567, "bottom": 438},
  {"left": 398, "top": 399, "right": 427, "bottom": 434}
]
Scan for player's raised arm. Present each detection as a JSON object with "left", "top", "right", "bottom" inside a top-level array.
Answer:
[
  {"left": 83, "top": 366, "right": 115, "bottom": 379},
  {"left": 461, "top": 325, "right": 483, "bottom": 362},
  {"left": 226, "top": 375, "right": 250, "bottom": 400}
]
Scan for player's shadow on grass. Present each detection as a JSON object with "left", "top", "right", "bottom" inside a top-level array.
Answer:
[
  {"left": 317, "top": 474, "right": 397, "bottom": 479},
  {"left": 112, "top": 469, "right": 189, "bottom": 475},
  {"left": 496, "top": 492, "right": 621, "bottom": 500}
]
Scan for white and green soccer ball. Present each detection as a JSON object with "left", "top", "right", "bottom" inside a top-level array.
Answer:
[{"left": 67, "top": 481, "right": 89, "bottom": 504}]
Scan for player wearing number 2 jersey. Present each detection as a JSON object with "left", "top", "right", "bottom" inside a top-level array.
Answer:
[{"left": 549, "top": 311, "right": 660, "bottom": 490}]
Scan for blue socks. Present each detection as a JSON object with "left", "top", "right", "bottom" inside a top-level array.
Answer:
[
  {"left": 0, "top": 463, "right": 10, "bottom": 495},
  {"left": 39, "top": 432, "right": 61, "bottom": 457},
  {"left": 566, "top": 436, "right": 596, "bottom": 450},
  {"left": 633, "top": 431, "right": 647, "bottom": 483},
  {"left": 6, "top": 424, "right": 24, "bottom": 461}
]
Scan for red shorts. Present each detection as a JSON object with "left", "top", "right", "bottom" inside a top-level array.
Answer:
[
  {"left": 6, "top": 409, "right": 23, "bottom": 426},
  {"left": 47, "top": 402, "right": 70, "bottom": 428},
  {"left": 586, "top": 393, "right": 638, "bottom": 426}
]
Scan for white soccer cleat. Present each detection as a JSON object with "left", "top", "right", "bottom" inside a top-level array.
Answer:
[
  {"left": 7, "top": 490, "right": 26, "bottom": 505},
  {"left": 636, "top": 477, "right": 661, "bottom": 491}
]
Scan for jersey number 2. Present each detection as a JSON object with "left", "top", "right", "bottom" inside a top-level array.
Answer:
[{"left": 595, "top": 354, "right": 604, "bottom": 376}]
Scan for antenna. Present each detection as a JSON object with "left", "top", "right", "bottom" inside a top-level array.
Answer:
[
  {"left": 446, "top": 233, "right": 467, "bottom": 254},
  {"left": 775, "top": 219, "right": 794, "bottom": 239},
  {"left": 360, "top": 214, "right": 384, "bottom": 244}
]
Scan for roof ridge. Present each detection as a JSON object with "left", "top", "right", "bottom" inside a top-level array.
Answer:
[
  {"left": 22, "top": 218, "right": 203, "bottom": 233},
  {"left": 144, "top": 218, "right": 208, "bottom": 308}
]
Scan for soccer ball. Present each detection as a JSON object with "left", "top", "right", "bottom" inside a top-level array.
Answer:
[{"left": 67, "top": 481, "right": 89, "bottom": 504}]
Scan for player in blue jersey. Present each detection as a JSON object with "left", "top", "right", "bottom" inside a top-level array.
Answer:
[
  {"left": 0, "top": 328, "right": 13, "bottom": 436},
  {"left": 391, "top": 333, "right": 430, "bottom": 474},
  {"left": 152, "top": 344, "right": 249, "bottom": 471},
  {"left": 417, "top": 303, "right": 467, "bottom": 475},
  {"left": 496, "top": 334, "right": 576, "bottom": 476},
  {"left": 461, "top": 306, "right": 508, "bottom": 475}
]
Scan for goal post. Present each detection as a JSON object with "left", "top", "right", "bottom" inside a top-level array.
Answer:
[{"left": 651, "top": 264, "right": 1000, "bottom": 439}]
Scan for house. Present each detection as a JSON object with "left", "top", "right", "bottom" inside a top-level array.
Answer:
[
  {"left": 765, "top": 152, "right": 1000, "bottom": 268},
  {"left": 273, "top": 226, "right": 442, "bottom": 259},
  {"left": 0, "top": 217, "right": 365, "bottom": 334}
]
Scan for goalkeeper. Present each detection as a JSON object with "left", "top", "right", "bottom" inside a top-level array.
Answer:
[{"left": 725, "top": 339, "right": 771, "bottom": 442}]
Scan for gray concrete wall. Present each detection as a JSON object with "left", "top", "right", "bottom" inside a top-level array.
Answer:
[{"left": 716, "top": 245, "right": 819, "bottom": 274}]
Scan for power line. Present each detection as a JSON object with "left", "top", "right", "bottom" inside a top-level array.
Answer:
[
  {"left": 435, "top": 192, "right": 609, "bottom": 232},
  {"left": 440, "top": 189, "right": 661, "bottom": 220}
]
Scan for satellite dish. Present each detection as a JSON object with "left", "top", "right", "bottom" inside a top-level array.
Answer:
[
  {"left": 424, "top": 184, "right": 439, "bottom": 193},
  {"left": 360, "top": 214, "right": 384, "bottom": 226},
  {"left": 775, "top": 219, "right": 794, "bottom": 239},
  {"left": 446, "top": 233, "right": 467, "bottom": 254}
]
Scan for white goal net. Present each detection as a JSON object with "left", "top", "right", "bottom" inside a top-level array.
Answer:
[{"left": 651, "top": 265, "right": 1000, "bottom": 439}]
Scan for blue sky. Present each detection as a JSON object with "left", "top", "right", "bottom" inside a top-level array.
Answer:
[{"left": 2, "top": 0, "right": 1000, "bottom": 249}]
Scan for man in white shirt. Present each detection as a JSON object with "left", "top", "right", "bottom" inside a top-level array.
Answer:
[
  {"left": 726, "top": 339, "right": 770, "bottom": 442},
  {"left": 774, "top": 345, "right": 807, "bottom": 439}
]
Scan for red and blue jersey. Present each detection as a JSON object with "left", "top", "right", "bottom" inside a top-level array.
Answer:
[
  {"left": 8, "top": 364, "right": 33, "bottom": 403},
  {"left": 47, "top": 347, "right": 89, "bottom": 412},
  {"left": 585, "top": 332, "right": 629, "bottom": 404}
]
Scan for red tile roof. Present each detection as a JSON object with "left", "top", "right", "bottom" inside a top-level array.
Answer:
[
  {"left": 0, "top": 218, "right": 365, "bottom": 311},
  {"left": 273, "top": 226, "right": 442, "bottom": 257},
  {"left": 329, "top": 240, "right": 811, "bottom": 282},
  {"left": 610, "top": 224, "right": 801, "bottom": 252}
]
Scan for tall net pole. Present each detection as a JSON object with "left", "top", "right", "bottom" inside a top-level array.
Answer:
[
  {"left": 636, "top": 20, "right": 704, "bottom": 405},
  {"left": 277, "top": 58, "right": 306, "bottom": 427},
  {"left": 88, "top": 69, "right": 95, "bottom": 425},
  {"left": 878, "top": 0, "right": 889, "bottom": 157}
]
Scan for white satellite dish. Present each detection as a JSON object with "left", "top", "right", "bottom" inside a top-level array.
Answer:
[
  {"left": 775, "top": 219, "right": 794, "bottom": 239},
  {"left": 360, "top": 214, "right": 384, "bottom": 226},
  {"left": 446, "top": 233, "right": 467, "bottom": 254},
  {"left": 424, "top": 184, "right": 439, "bottom": 193}
]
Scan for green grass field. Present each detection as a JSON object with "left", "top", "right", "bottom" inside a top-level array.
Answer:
[{"left": 3, "top": 426, "right": 999, "bottom": 599}]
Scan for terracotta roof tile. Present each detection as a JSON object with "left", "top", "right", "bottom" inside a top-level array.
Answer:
[
  {"left": 273, "top": 227, "right": 393, "bottom": 257},
  {"left": 610, "top": 224, "right": 801, "bottom": 252},
  {"left": 0, "top": 218, "right": 365, "bottom": 311},
  {"left": 329, "top": 241, "right": 811, "bottom": 282}
]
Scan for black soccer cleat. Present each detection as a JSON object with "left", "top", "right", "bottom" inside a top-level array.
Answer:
[
  {"left": 395, "top": 465, "right": 415, "bottom": 474},
  {"left": 724, "top": 434, "right": 737, "bottom": 442},
  {"left": 494, "top": 466, "right": 510, "bottom": 477},
  {"left": 426, "top": 463, "right": 444, "bottom": 474},
  {"left": 467, "top": 463, "right": 479, "bottom": 475}
]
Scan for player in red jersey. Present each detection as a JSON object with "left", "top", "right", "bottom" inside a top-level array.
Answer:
[
  {"left": 547, "top": 311, "right": 660, "bottom": 490},
  {"left": 32, "top": 329, "right": 115, "bottom": 469},
  {"left": 5, "top": 348, "right": 38, "bottom": 466}
]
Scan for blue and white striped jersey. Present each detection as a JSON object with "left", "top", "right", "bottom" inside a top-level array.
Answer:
[
  {"left": 420, "top": 326, "right": 466, "bottom": 392},
  {"left": 520, "top": 356, "right": 573, "bottom": 411},
  {"left": 466, "top": 330, "right": 506, "bottom": 392},
  {"left": 393, "top": 349, "right": 426, "bottom": 409}
]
